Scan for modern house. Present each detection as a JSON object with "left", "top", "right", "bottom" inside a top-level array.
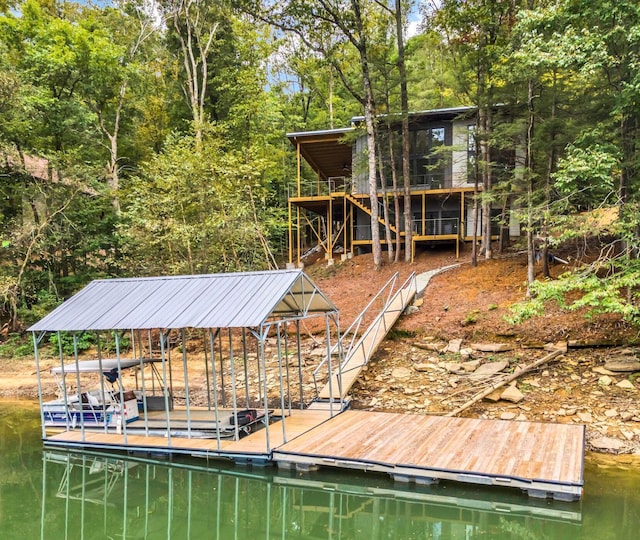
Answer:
[{"left": 286, "top": 105, "right": 520, "bottom": 264}]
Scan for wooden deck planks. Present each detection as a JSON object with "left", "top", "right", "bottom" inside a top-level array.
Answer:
[
  {"left": 274, "top": 410, "right": 584, "bottom": 486},
  {"left": 46, "top": 408, "right": 334, "bottom": 457}
]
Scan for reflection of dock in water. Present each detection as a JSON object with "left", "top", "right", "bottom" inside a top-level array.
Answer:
[{"left": 41, "top": 450, "right": 582, "bottom": 540}]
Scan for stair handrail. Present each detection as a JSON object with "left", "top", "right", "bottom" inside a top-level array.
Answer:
[{"left": 311, "top": 272, "right": 399, "bottom": 394}]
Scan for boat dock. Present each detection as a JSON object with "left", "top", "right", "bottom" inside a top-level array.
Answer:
[
  {"left": 45, "top": 407, "right": 584, "bottom": 500},
  {"left": 31, "top": 268, "right": 586, "bottom": 501}
]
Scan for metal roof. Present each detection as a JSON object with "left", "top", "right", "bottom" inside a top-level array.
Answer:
[{"left": 29, "top": 270, "right": 337, "bottom": 332}]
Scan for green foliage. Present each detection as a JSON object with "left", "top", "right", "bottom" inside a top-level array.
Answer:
[
  {"left": 507, "top": 255, "right": 640, "bottom": 326},
  {"left": 123, "top": 123, "right": 282, "bottom": 274},
  {"left": 48, "top": 331, "right": 94, "bottom": 356},
  {"left": 0, "top": 333, "right": 32, "bottom": 359}
]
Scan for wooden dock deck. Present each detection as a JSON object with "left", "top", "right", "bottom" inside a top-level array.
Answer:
[
  {"left": 44, "top": 408, "right": 585, "bottom": 500},
  {"left": 272, "top": 410, "right": 584, "bottom": 501}
]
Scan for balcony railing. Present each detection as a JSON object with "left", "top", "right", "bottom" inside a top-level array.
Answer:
[{"left": 412, "top": 217, "right": 459, "bottom": 237}]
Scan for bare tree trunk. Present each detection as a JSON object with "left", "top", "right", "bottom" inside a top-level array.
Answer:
[
  {"left": 526, "top": 79, "right": 536, "bottom": 293},
  {"left": 172, "top": 0, "right": 218, "bottom": 145},
  {"left": 395, "top": 0, "right": 412, "bottom": 262},
  {"left": 376, "top": 138, "right": 394, "bottom": 262},
  {"left": 387, "top": 126, "right": 402, "bottom": 262}
]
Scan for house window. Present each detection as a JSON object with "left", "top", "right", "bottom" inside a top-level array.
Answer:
[
  {"left": 410, "top": 127, "right": 446, "bottom": 188},
  {"left": 467, "top": 124, "right": 477, "bottom": 183}
]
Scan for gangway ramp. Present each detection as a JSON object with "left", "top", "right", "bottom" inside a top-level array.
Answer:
[{"left": 313, "top": 272, "right": 417, "bottom": 404}]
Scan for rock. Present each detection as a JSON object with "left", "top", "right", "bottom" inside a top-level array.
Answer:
[
  {"left": 617, "top": 379, "right": 636, "bottom": 390},
  {"left": 593, "top": 366, "right": 616, "bottom": 376},
  {"left": 620, "top": 411, "right": 635, "bottom": 421},
  {"left": 413, "top": 363, "right": 439, "bottom": 372},
  {"left": 470, "top": 360, "right": 509, "bottom": 377},
  {"left": 604, "top": 409, "right": 618, "bottom": 418},
  {"left": 605, "top": 358, "right": 640, "bottom": 372},
  {"left": 523, "top": 377, "right": 541, "bottom": 388},
  {"left": 461, "top": 360, "right": 481, "bottom": 372},
  {"left": 391, "top": 367, "right": 412, "bottom": 380},
  {"left": 500, "top": 412, "right": 517, "bottom": 420},
  {"left": 621, "top": 430, "right": 635, "bottom": 441},
  {"left": 441, "top": 362, "right": 463, "bottom": 373},
  {"left": 590, "top": 437, "right": 626, "bottom": 451},
  {"left": 516, "top": 413, "right": 528, "bottom": 421},
  {"left": 577, "top": 412, "right": 593, "bottom": 423},
  {"left": 544, "top": 341, "right": 568, "bottom": 353},
  {"left": 500, "top": 385, "right": 524, "bottom": 403},
  {"left": 565, "top": 408, "right": 577, "bottom": 416},
  {"left": 404, "top": 387, "right": 421, "bottom": 396},
  {"left": 599, "top": 375, "right": 614, "bottom": 386},
  {"left": 484, "top": 389, "right": 504, "bottom": 403},
  {"left": 470, "top": 343, "right": 515, "bottom": 353},
  {"left": 413, "top": 342, "right": 443, "bottom": 352},
  {"left": 404, "top": 305, "right": 419, "bottom": 315},
  {"left": 557, "top": 408, "right": 567, "bottom": 416},
  {"left": 412, "top": 298, "right": 424, "bottom": 308},
  {"left": 459, "top": 347, "right": 474, "bottom": 359},
  {"left": 446, "top": 338, "right": 463, "bottom": 353}
]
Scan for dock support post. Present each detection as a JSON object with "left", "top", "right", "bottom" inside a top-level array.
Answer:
[
  {"left": 115, "top": 332, "right": 127, "bottom": 444},
  {"left": 208, "top": 328, "right": 222, "bottom": 451},
  {"left": 159, "top": 330, "right": 172, "bottom": 446},
  {"left": 259, "top": 327, "right": 271, "bottom": 453},
  {"left": 73, "top": 333, "right": 86, "bottom": 440},
  {"left": 276, "top": 322, "right": 287, "bottom": 443},
  {"left": 33, "top": 331, "right": 46, "bottom": 440},
  {"left": 181, "top": 328, "right": 192, "bottom": 438}
]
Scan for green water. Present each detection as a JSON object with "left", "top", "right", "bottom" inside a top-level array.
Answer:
[{"left": 1, "top": 401, "right": 639, "bottom": 539}]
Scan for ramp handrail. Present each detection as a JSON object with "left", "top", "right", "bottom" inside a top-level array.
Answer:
[
  {"left": 336, "top": 272, "right": 416, "bottom": 378},
  {"left": 312, "top": 272, "right": 417, "bottom": 398}
]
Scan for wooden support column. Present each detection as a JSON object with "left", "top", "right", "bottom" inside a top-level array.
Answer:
[{"left": 288, "top": 200, "right": 293, "bottom": 264}]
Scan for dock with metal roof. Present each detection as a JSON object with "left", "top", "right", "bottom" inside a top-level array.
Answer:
[{"left": 31, "top": 268, "right": 585, "bottom": 501}]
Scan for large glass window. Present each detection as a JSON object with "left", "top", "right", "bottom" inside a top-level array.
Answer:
[
  {"left": 410, "top": 127, "right": 447, "bottom": 188},
  {"left": 467, "top": 124, "right": 477, "bottom": 183}
]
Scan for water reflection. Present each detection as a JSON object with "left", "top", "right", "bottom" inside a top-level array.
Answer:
[
  {"left": 40, "top": 450, "right": 582, "bottom": 540},
  {"left": 7, "top": 401, "right": 640, "bottom": 539}
]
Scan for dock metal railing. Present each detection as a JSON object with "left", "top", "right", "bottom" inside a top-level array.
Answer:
[{"left": 312, "top": 272, "right": 417, "bottom": 401}]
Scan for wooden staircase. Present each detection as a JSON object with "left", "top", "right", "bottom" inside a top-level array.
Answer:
[
  {"left": 309, "top": 272, "right": 417, "bottom": 410},
  {"left": 345, "top": 194, "right": 399, "bottom": 234}
]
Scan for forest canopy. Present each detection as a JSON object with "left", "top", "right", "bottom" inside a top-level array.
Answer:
[{"left": 1, "top": 0, "right": 639, "bottom": 335}]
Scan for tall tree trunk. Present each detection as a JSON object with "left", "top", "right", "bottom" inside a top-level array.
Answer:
[
  {"left": 395, "top": 0, "right": 412, "bottom": 262},
  {"left": 172, "top": 0, "right": 218, "bottom": 146},
  {"left": 526, "top": 79, "right": 536, "bottom": 292},
  {"left": 352, "top": 0, "right": 382, "bottom": 268},
  {"left": 387, "top": 126, "right": 402, "bottom": 262},
  {"left": 376, "top": 140, "right": 394, "bottom": 262}
]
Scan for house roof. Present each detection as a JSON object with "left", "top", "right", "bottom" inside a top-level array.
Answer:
[
  {"left": 287, "top": 106, "right": 478, "bottom": 180},
  {"left": 287, "top": 128, "right": 355, "bottom": 181},
  {"left": 29, "top": 270, "right": 337, "bottom": 332}
]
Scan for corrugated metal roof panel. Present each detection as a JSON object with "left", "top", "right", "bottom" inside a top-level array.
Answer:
[{"left": 29, "top": 270, "right": 337, "bottom": 332}]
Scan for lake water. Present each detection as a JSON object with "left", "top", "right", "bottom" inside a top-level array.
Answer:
[{"left": 1, "top": 400, "right": 639, "bottom": 539}]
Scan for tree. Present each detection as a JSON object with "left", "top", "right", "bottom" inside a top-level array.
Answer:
[
  {"left": 247, "top": 0, "right": 392, "bottom": 268},
  {"left": 123, "top": 124, "right": 280, "bottom": 274}
]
